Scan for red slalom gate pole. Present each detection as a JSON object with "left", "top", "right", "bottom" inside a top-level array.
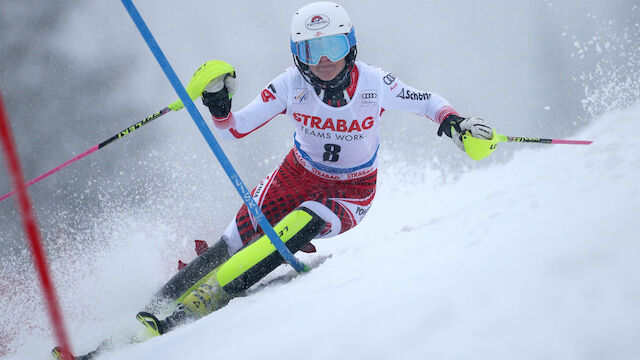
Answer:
[{"left": 0, "top": 90, "right": 73, "bottom": 359}]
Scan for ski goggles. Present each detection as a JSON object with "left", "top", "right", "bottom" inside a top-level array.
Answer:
[{"left": 290, "top": 28, "right": 356, "bottom": 65}]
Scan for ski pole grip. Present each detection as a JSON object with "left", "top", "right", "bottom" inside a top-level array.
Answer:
[{"left": 168, "top": 60, "right": 235, "bottom": 111}]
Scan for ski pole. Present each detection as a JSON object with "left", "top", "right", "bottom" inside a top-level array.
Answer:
[
  {"left": 461, "top": 130, "right": 593, "bottom": 160},
  {"left": 0, "top": 60, "right": 233, "bottom": 204},
  {"left": 0, "top": 107, "right": 168, "bottom": 203},
  {"left": 492, "top": 134, "right": 592, "bottom": 145},
  {"left": 120, "top": 0, "right": 308, "bottom": 273}
]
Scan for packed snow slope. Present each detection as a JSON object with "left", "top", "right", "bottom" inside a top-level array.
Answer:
[
  {"left": 107, "top": 105, "right": 639, "bottom": 359},
  {"left": 7, "top": 103, "right": 640, "bottom": 360}
]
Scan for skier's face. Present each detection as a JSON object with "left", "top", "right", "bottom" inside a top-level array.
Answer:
[{"left": 309, "top": 56, "right": 346, "bottom": 82}]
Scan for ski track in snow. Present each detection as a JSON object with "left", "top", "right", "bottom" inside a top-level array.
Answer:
[{"left": 4, "top": 104, "right": 640, "bottom": 359}]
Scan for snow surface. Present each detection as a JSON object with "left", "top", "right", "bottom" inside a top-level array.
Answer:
[{"left": 5, "top": 103, "right": 640, "bottom": 359}]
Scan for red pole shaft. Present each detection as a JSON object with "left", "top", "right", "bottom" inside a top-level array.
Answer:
[
  {"left": 0, "top": 90, "right": 73, "bottom": 359},
  {"left": 550, "top": 139, "right": 593, "bottom": 145},
  {"left": 0, "top": 106, "right": 171, "bottom": 204},
  {"left": 0, "top": 145, "right": 99, "bottom": 203}
]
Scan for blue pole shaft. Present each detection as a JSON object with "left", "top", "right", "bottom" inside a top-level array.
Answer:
[{"left": 120, "top": 0, "right": 306, "bottom": 272}]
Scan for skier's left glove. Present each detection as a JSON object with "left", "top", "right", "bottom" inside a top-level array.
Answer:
[
  {"left": 202, "top": 72, "right": 237, "bottom": 119},
  {"left": 437, "top": 114, "right": 493, "bottom": 151}
]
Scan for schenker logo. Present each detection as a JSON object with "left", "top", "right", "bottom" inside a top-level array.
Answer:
[
  {"left": 396, "top": 88, "right": 431, "bottom": 101},
  {"left": 305, "top": 14, "right": 330, "bottom": 30},
  {"left": 293, "top": 113, "right": 374, "bottom": 133}
]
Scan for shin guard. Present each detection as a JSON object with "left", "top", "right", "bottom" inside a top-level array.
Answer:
[
  {"left": 164, "top": 207, "right": 324, "bottom": 323},
  {"left": 216, "top": 206, "right": 325, "bottom": 294},
  {"left": 152, "top": 238, "right": 231, "bottom": 304}
]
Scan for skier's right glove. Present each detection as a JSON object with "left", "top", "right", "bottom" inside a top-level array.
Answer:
[
  {"left": 437, "top": 114, "right": 493, "bottom": 151},
  {"left": 202, "top": 72, "right": 237, "bottom": 119}
]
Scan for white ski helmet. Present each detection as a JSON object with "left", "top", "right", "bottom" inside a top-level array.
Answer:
[
  {"left": 290, "top": 1, "right": 354, "bottom": 43},
  {"left": 290, "top": 1, "right": 357, "bottom": 89}
]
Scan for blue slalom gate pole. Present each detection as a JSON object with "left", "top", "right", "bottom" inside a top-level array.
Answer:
[{"left": 120, "top": 0, "right": 307, "bottom": 272}]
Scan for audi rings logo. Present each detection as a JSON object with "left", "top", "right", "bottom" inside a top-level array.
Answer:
[
  {"left": 305, "top": 14, "right": 330, "bottom": 30},
  {"left": 361, "top": 90, "right": 378, "bottom": 105}
]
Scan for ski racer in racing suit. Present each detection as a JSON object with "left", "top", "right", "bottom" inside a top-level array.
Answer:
[{"left": 137, "top": 1, "right": 494, "bottom": 335}]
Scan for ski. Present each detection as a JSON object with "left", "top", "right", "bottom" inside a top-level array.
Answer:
[
  {"left": 136, "top": 311, "right": 163, "bottom": 338},
  {"left": 50, "top": 347, "right": 65, "bottom": 360},
  {"left": 50, "top": 345, "right": 95, "bottom": 360}
]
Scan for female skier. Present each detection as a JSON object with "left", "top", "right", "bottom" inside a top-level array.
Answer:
[{"left": 139, "top": 1, "right": 494, "bottom": 335}]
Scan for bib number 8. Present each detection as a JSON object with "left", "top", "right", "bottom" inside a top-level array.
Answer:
[{"left": 323, "top": 143, "right": 341, "bottom": 162}]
